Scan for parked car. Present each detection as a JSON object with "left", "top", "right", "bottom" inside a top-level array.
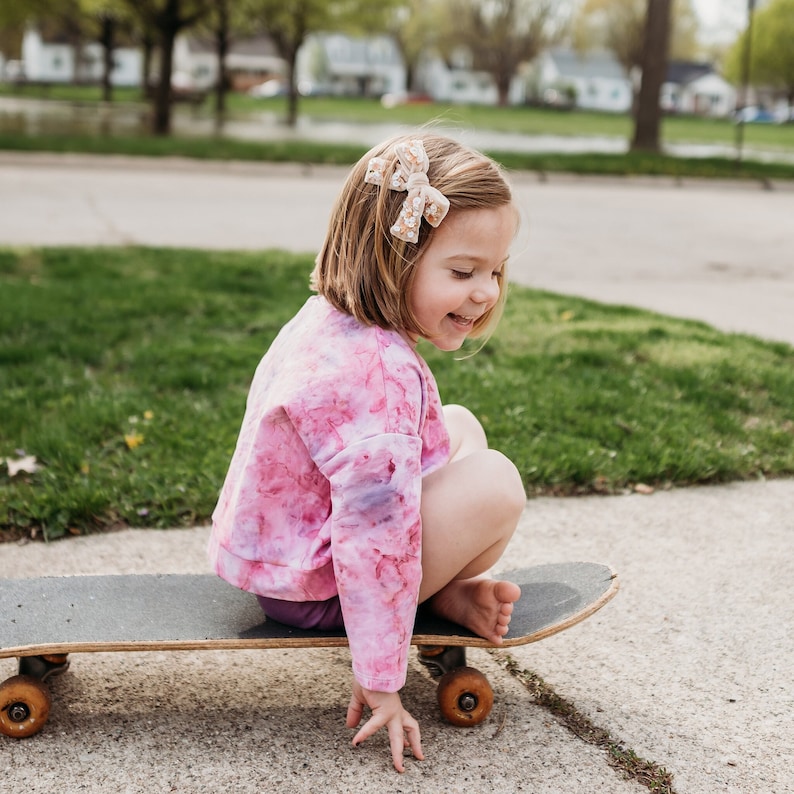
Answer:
[{"left": 732, "top": 106, "right": 776, "bottom": 124}]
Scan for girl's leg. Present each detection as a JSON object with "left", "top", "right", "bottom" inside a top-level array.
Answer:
[{"left": 419, "top": 405, "right": 525, "bottom": 643}]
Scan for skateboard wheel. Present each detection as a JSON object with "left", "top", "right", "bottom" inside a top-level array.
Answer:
[
  {"left": 0, "top": 675, "right": 52, "bottom": 738},
  {"left": 436, "top": 666, "right": 493, "bottom": 727}
]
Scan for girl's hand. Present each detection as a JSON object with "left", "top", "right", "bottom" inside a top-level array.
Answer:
[{"left": 346, "top": 680, "right": 424, "bottom": 772}]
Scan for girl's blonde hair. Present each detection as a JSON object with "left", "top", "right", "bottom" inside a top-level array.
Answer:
[{"left": 311, "top": 133, "right": 514, "bottom": 341}]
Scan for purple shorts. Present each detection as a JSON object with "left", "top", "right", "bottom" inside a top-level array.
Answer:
[{"left": 257, "top": 595, "right": 344, "bottom": 632}]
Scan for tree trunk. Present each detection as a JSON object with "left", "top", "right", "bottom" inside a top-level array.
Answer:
[
  {"left": 141, "top": 32, "right": 155, "bottom": 101},
  {"left": 631, "top": 0, "right": 672, "bottom": 154},
  {"left": 153, "top": 25, "right": 176, "bottom": 135},
  {"left": 285, "top": 48, "right": 299, "bottom": 127},
  {"left": 213, "top": 1, "right": 230, "bottom": 127},
  {"left": 100, "top": 15, "right": 115, "bottom": 103}
]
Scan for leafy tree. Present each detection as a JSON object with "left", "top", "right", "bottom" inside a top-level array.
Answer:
[
  {"left": 441, "top": 0, "right": 566, "bottom": 106},
  {"left": 631, "top": 0, "right": 672, "bottom": 152},
  {"left": 0, "top": 0, "right": 86, "bottom": 78},
  {"left": 81, "top": 0, "right": 137, "bottom": 102},
  {"left": 724, "top": 0, "right": 794, "bottom": 105},
  {"left": 121, "top": 0, "right": 210, "bottom": 135},
  {"left": 196, "top": 0, "right": 257, "bottom": 126},
  {"left": 249, "top": 0, "right": 399, "bottom": 126}
]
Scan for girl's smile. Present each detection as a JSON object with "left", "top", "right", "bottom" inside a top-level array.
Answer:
[{"left": 407, "top": 204, "right": 517, "bottom": 351}]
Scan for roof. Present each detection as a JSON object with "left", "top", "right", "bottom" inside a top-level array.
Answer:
[
  {"left": 186, "top": 35, "right": 279, "bottom": 58},
  {"left": 666, "top": 61, "right": 714, "bottom": 86},
  {"left": 546, "top": 48, "right": 626, "bottom": 80}
]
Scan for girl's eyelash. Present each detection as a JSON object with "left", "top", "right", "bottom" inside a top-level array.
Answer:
[{"left": 452, "top": 270, "right": 472, "bottom": 279}]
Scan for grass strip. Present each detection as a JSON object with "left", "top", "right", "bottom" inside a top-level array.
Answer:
[
  {"left": 1, "top": 246, "right": 792, "bottom": 541},
  {"left": 490, "top": 650, "right": 677, "bottom": 792},
  {"left": 1, "top": 129, "right": 793, "bottom": 182}
]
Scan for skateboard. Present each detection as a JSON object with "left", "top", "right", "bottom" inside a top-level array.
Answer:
[{"left": 0, "top": 562, "right": 618, "bottom": 737}]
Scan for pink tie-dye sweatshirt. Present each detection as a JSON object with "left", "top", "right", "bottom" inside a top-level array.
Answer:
[{"left": 208, "top": 296, "right": 450, "bottom": 692}]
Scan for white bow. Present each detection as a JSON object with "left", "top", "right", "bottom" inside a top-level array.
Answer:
[{"left": 364, "top": 139, "right": 450, "bottom": 244}]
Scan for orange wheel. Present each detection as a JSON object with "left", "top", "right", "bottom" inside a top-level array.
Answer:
[
  {"left": 41, "top": 654, "right": 69, "bottom": 665},
  {"left": 0, "top": 675, "right": 52, "bottom": 738},
  {"left": 417, "top": 645, "right": 446, "bottom": 657},
  {"left": 436, "top": 666, "right": 493, "bottom": 727}
]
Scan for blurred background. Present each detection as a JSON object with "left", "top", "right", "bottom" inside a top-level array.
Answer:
[{"left": 0, "top": 0, "right": 791, "bottom": 164}]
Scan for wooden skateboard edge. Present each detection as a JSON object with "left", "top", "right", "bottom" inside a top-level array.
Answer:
[
  {"left": 413, "top": 567, "right": 620, "bottom": 648},
  {"left": 1, "top": 569, "right": 619, "bottom": 660}
]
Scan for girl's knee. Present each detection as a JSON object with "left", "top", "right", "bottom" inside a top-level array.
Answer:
[
  {"left": 482, "top": 449, "right": 526, "bottom": 523},
  {"left": 443, "top": 404, "right": 487, "bottom": 460}
]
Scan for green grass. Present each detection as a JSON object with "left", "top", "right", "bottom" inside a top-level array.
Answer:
[
  {"left": 0, "top": 129, "right": 792, "bottom": 181},
  {"left": 2, "top": 247, "right": 792, "bottom": 541}
]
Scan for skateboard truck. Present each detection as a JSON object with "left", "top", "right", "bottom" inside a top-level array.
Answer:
[{"left": 18, "top": 654, "right": 70, "bottom": 682}]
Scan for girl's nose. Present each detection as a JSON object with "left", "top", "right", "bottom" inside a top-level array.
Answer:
[{"left": 471, "top": 275, "right": 501, "bottom": 306}]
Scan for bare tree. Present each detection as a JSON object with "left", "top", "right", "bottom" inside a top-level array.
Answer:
[
  {"left": 573, "top": 0, "right": 699, "bottom": 112},
  {"left": 445, "top": 0, "right": 563, "bottom": 106},
  {"left": 631, "top": 0, "right": 672, "bottom": 153}
]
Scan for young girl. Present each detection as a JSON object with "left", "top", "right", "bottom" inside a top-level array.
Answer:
[{"left": 209, "top": 133, "right": 526, "bottom": 772}]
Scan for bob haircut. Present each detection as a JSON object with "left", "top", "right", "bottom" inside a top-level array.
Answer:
[{"left": 311, "top": 133, "right": 514, "bottom": 341}]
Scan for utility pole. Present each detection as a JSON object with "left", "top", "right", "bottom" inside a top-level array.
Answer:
[{"left": 735, "top": 0, "right": 757, "bottom": 163}]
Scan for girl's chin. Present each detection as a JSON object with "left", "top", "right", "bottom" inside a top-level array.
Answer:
[{"left": 425, "top": 334, "right": 466, "bottom": 352}]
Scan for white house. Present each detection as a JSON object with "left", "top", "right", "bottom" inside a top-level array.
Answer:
[
  {"left": 172, "top": 35, "right": 284, "bottom": 92},
  {"left": 296, "top": 33, "right": 405, "bottom": 97},
  {"left": 413, "top": 45, "right": 526, "bottom": 105},
  {"left": 20, "top": 27, "right": 141, "bottom": 86},
  {"left": 661, "top": 61, "right": 736, "bottom": 118},
  {"left": 534, "top": 48, "right": 632, "bottom": 113}
]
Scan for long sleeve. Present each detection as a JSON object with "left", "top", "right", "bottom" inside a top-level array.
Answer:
[{"left": 321, "top": 434, "right": 423, "bottom": 691}]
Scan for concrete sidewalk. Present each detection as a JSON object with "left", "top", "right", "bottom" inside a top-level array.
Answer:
[
  {"left": 1, "top": 153, "right": 792, "bottom": 792},
  {"left": 2, "top": 481, "right": 792, "bottom": 793}
]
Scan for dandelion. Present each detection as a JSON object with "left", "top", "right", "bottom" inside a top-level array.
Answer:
[{"left": 124, "top": 433, "right": 144, "bottom": 450}]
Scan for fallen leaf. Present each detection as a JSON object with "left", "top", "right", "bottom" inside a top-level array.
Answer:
[
  {"left": 634, "top": 483, "right": 655, "bottom": 495},
  {"left": 6, "top": 455, "right": 39, "bottom": 476}
]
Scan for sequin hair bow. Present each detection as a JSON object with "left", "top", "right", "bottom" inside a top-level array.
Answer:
[{"left": 364, "top": 138, "right": 450, "bottom": 244}]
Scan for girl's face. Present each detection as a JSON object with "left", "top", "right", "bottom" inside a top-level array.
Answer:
[{"left": 406, "top": 204, "right": 517, "bottom": 351}]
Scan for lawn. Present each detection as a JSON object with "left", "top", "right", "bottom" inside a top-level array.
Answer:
[{"left": 2, "top": 246, "right": 792, "bottom": 542}]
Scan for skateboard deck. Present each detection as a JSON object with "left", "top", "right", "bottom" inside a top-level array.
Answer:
[{"left": 1, "top": 562, "right": 617, "bottom": 736}]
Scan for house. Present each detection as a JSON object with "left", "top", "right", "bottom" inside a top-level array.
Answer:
[
  {"left": 533, "top": 48, "right": 632, "bottom": 113},
  {"left": 413, "top": 45, "right": 526, "bottom": 105},
  {"left": 20, "top": 27, "right": 141, "bottom": 86},
  {"left": 295, "top": 33, "right": 405, "bottom": 97},
  {"left": 661, "top": 61, "right": 736, "bottom": 118},
  {"left": 172, "top": 35, "right": 284, "bottom": 93}
]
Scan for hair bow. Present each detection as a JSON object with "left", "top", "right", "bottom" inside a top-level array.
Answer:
[{"left": 364, "top": 139, "right": 450, "bottom": 244}]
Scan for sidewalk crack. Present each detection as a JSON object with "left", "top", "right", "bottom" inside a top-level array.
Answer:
[{"left": 489, "top": 649, "right": 677, "bottom": 793}]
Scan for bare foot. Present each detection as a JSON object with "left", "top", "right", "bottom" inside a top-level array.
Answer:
[{"left": 428, "top": 578, "right": 521, "bottom": 645}]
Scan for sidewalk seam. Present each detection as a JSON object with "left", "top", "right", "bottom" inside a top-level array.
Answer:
[{"left": 489, "top": 649, "right": 678, "bottom": 793}]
